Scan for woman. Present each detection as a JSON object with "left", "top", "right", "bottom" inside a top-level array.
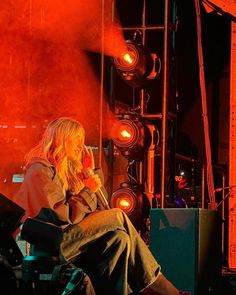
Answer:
[{"left": 14, "top": 117, "right": 179, "bottom": 295}]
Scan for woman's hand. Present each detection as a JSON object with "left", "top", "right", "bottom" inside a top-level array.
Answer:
[
  {"left": 82, "top": 146, "right": 102, "bottom": 192},
  {"left": 82, "top": 146, "right": 95, "bottom": 170},
  {"left": 84, "top": 174, "right": 102, "bottom": 192}
]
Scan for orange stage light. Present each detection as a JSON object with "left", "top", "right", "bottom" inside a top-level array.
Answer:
[
  {"left": 118, "top": 198, "right": 131, "bottom": 209},
  {"left": 123, "top": 53, "right": 134, "bottom": 64},
  {"left": 110, "top": 182, "right": 150, "bottom": 229},
  {"left": 120, "top": 129, "right": 132, "bottom": 139},
  {"left": 111, "top": 115, "right": 159, "bottom": 160},
  {"left": 113, "top": 191, "right": 136, "bottom": 214},
  {"left": 113, "top": 40, "right": 160, "bottom": 88}
]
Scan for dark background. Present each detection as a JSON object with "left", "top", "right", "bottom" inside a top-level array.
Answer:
[{"left": 113, "top": 0, "right": 231, "bottom": 164}]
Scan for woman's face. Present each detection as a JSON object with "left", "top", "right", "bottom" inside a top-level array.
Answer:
[{"left": 65, "top": 135, "right": 84, "bottom": 162}]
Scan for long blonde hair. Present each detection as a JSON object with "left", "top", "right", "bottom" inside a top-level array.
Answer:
[{"left": 25, "top": 117, "right": 85, "bottom": 194}]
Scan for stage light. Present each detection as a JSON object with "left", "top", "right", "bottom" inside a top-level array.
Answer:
[
  {"left": 111, "top": 115, "right": 159, "bottom": 160},
  {"left": 113, "top": 40, "right": 161, "bottom": 88},
  {"left": 111, "top": 187, "right": 137, "bottom": 215},
  {"left": 110, "top": 182, "right": 150, "bottom": 229}
]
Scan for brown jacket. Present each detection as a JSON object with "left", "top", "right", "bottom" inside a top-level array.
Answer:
[{"left": 14, "top": 157, "right": 105, "bottom": 226}]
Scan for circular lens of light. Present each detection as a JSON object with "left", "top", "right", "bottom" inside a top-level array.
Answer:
[
  {"left": 114, "top": 44, "right": 139, "bottom": 70},
  {"left": 118, "top": 198, "right": 132, "bottom": 210},
  {"left": 116, "top": 196, "right": 135, "bottom": 214},
  {"left": 118, "top": 125, "right": 133, "bottom": 142},
  {"left": 123, "top": 53, "right": 133, "bottom": 64},
  {"left": 111, "top": 189, "right": 137, "bottom": 215},
  {"left": 112, "top": 120, "right": 139, "bottom": 148},
  {"left": 120, "top": 129, "right": 131, "bottom": 139}
]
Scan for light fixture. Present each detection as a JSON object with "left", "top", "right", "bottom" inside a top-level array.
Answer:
[
  {"left": 113, "top": 40, "right": 161, "bottom": 88},
  {"left": 111, "top": 114, "right": 159, "bottom": 160},
  {"left": 110, "top": 182, "right": 150, "bottom": 229}
]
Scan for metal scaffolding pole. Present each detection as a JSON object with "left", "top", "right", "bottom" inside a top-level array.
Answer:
[{"left": 160, "top": 0, "right": 170, "bottom": 208}]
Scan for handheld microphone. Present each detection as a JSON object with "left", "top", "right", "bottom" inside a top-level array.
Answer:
[
  {"left": 83, "top": 168, "right": 110, "bottom": 210},
  {"left": 61, "top": 268, "right": 84, "bottom": 295}
]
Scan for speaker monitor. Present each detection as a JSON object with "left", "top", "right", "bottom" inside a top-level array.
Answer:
[
  {"left": 150, "top": 208, "right": 222, "bottom": 295},
  {"left": 0, "top": 193, "right": 25, "bottom": 232},
  {"left": 0, "top": 193, "right": 26, "bottom": 266}
]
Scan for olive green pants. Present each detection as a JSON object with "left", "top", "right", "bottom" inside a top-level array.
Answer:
[{"left": 61, "top": 208, "right": 160, "bottom": 295}]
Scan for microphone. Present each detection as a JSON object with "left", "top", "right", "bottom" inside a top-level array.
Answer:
[
  {"left": 61, "top": 268, "right": 84, "bottom": 295},
  {"left": 83, "top": 168, "right": 110, "bottom": 210}
]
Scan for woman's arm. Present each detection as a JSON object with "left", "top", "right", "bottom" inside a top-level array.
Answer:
[{"left": 16, "top": 162, "right": 97, "bottom": 225}]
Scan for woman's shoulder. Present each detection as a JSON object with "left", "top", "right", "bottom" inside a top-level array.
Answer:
[{"left": 26, "top": 158, "right": 56, "bottom": 178}]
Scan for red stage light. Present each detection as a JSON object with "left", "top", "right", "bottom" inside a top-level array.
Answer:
[
  {"left": 111, "top": 116, "right": 159, "bottom": 160},
  {"left": 114, "top": 43, "right": 139, "bottom": 71},
  {"left": 113, "top": 40, "right": 160, "bottom": 87},
  {"left": 110, "top": 186, "right": 141, "bottom": 216},
  {"left": 114, "top": 122, "right": 136, "bottom": 145},
  {"left": 123, "top": 53, "right": 133, "bottom": 64},
  {"left": 118, "top": 198, "right": 131, "bottom": 209},
  {"left": 112, "top": 120, "right": 140, "bottom": 146},
  {"left": 120, "top": 129, "right": 132, "bottom": 139},
  {"left": 112, "top": 190, "right": 136, "bottom": 215},
  {"left": 110, "top": 182, "right": 150, "bottom": 229}
]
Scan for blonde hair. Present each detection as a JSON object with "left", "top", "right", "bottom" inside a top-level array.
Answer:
[{"left": 26, "top": 117, "right": 85, "bottom": 194}]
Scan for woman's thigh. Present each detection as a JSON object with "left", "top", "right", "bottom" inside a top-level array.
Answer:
[{"left": 61, "top": 208, "right": 127, "bottom": 259}]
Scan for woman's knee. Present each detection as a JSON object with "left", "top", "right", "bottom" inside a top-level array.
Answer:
[
  {"left": 109, "top": 207, "right": 128, "bottom": 222},
  {"left": 112, "top": 230, "right": 131, "bottom": 250},
  {"left": 109, "top": 207, "right": 124, "bottom": 215}
]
